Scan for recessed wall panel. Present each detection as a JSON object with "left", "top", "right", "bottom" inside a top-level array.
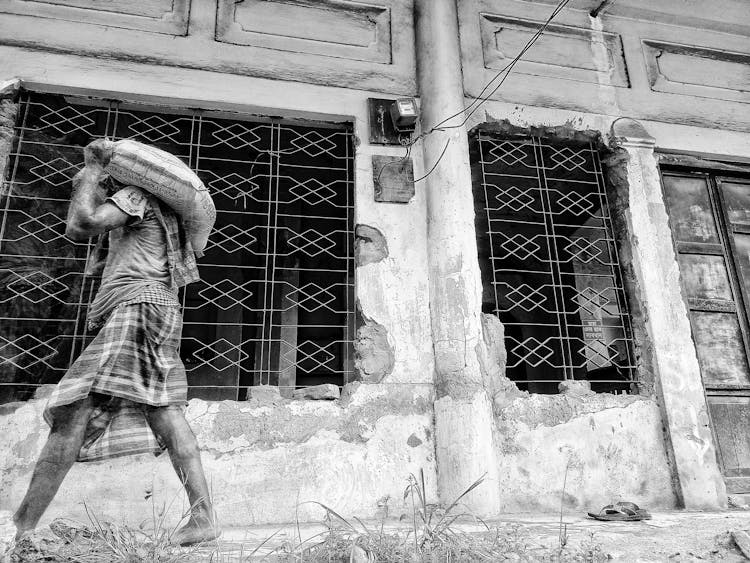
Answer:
[
  {"left": 216, "top": 0, "right": 392, "bottom": 64},
  {"left": 480, "top": 14, "right": 629, "bottom": 87},
  {"left": 0, "top": 0, "right": 190, "bottom": 35},
  {"left": 644, "top": 41, "right": 750, "bottom": 104}
]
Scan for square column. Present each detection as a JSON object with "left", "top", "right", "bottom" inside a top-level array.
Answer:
[
  {"left": 414, "top": 0, "right": 500, "bottom": 515},
  {"left": 609, "top": 118, "right": 726, "bottom": 509}
]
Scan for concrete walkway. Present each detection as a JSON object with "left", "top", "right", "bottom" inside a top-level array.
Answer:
[{"left": 192, "top": 510, "right": 750, "bottom": 561}]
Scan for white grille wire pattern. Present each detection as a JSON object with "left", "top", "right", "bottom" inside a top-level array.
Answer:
[
  {"left": 0, "top": 92, "right": 355, "bottom": 402},
  {"left": 474, "top": 133, "right": 636, "bottom": 393}
]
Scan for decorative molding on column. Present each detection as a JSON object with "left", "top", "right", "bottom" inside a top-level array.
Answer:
[{"left": 610, "top": 117, "right": 655, "bottom": 149}]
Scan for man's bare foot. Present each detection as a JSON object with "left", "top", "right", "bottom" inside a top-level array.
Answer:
[
  {"left": 171, "top": 518, "right": 221, "bottom": 546},
  {"left": 11, "top": 517, "right": 28, "bottom": 542}
]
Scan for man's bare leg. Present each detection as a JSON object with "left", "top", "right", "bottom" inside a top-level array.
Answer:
[
  {"left": 144, "top": 406, "right": 220, "bottom": 546},
  {"left": 13, "top": 396, "right": 97, "bottom": 538}
]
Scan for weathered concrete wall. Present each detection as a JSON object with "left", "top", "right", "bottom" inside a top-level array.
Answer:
[
  {"left": 1, "top": 0, "right": 748, "bottom": 524},
  {"left": 0, "top": 1, "right": 417, "bottom": 96},
  {"left": 607, "top": 124, "right": 726, "bottom": 509},
  {"left": 492, "top": 389, "right": 678, "bottom": 512},
  {"left": 0, "top": 384, "right": 435, "bottom": 528},
  {"left": 458, "top": 0, "right": 750, "bottom": 132},
  {"left": 477, "top": 308, "right": 677, "bottom": 511},
  {"left": 465, "top": 99, "right": 733, "bottom": 509},
  {"left": 416, "top": 0, "right": 501, "bottom": 515},
  {"left": 0, "top": 61, "right": 438, "bottom": 526}
]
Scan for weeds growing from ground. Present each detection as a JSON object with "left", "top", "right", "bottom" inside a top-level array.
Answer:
[
  {"left": 6, "top": 489, "right": 212, "bottom": 562},
  {"left": 8, "top": 471, "right": 608, "bottom": 562},
  {"left": 258, "top": 469, "right": 609, "bottom": 562}
]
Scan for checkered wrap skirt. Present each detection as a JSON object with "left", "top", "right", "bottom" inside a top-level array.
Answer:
[{"left": 44, "top": 302, "right": 187, "bottom": 462}]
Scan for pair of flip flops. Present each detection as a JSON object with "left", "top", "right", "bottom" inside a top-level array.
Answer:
[{"left": 587, "top": 501, "right": 651, "bottom": 521}]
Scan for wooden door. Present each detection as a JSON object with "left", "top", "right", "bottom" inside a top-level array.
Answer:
[{"left": 662, "top": 173, "right": 750, "bottom": 494}]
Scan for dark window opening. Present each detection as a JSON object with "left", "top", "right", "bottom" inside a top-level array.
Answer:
[
  {"left": 471, "top": 132, "right": 636, "bottom": 394},
  {"left": 0, "top": 91, "right": 355, "bottom": 404}
]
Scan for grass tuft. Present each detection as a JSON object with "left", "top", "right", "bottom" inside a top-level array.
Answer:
[
  {"left": 261, "top": 469, "right": 609, "bottom": 562},
  {"left": 7, "top": 470, "right": 608, "bottom": 562}
]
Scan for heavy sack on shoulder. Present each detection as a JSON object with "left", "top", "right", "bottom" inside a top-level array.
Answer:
[{"left": 86, "top": 139, "right": 216, "bottom": 254}]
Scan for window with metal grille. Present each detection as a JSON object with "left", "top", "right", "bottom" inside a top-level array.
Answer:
[
  {"left": 0, "top": 91, "right": 355, "bottom": 403},
  {"left": 471, "top": 132, "right": 636, "bottom": 394}
]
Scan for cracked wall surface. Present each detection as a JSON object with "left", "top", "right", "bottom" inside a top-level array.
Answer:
[
  {"left": 470, "top": 308, "right": 677, "bottom": 512},
  {"left": 0, "top": 71, "right": 439, "bottom": 529},
  {"left": 492, "top": 391, "right": 678, "bottom": 512},
  {"left": 0, "top": 383, "right": 435, "bottom": 527},
  {"left": 462, "top": 127, "right": 680, "bottom": 512}
]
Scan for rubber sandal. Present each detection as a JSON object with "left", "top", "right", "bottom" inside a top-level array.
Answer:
[{"left": 587, "top": 501, "right": 652, "bottom": 521}]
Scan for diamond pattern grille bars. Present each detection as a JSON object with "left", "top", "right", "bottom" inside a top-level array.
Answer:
[
  {"left": 0, "top": 92, "right": 355, "bottom": 402},
  {"left": 473, "top": 134, "right": 636, "bottom": 394}
]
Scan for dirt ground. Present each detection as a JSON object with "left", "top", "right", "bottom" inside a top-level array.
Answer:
[
  {"left": 199, "top": 509, "right": 750, "bottom": 561},
  {"left": 3, "top": 509, "right": 750, "bottom": 561}
]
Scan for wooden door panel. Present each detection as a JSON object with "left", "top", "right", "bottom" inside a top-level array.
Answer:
[
  {"left": 663, "top": 172, "right": 750, "bottom": 494},
  {"left": 719, "top": 181, "right": 750, "bottom": 225},
  {"left": 677, "top": 254, "right": 733, "bottom": 301},
  {"left": 662, "top": 175, "right": 720, "bottom": 244},
  {"left": 691, "top": 312, "right": 750, "bottom": 387},
  {"left": 707, "top": 396, "right": 750, "bottom": 493}
]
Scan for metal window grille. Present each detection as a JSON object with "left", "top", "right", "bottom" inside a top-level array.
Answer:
[
  {"left": 472, "top": 132, "right": 636, "bottom": 394},
  {"left": 0, "top": 91, "right": 355, "bottom": 403}
]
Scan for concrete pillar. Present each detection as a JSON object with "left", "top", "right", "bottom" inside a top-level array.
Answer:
[
  {"left": 609, "top": 118, "right": 726, "bottom": 509},
  {"left": 414, "top": 0, "right": 500, "bottom": 514}
]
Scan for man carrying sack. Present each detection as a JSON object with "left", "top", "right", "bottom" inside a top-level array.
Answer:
[{"left": 12, "top": 142, "right": 219, "bottom": 546}]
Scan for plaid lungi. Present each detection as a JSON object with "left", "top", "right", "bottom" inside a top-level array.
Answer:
[{"left": 44, "top": 302, "right": 187, "bottom": 462}]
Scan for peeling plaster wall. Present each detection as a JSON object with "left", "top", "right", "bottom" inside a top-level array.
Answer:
[
  {"left": 1, "top": 384, "right": 435, "bottom": 527},
  {"left": 0, "top": 58, "right": 438, "bottom": 527},
  {"left": 1, "top": 0, "right": 748, "bottom": 524},
  {"left": 466, "top": 99, "right": 736, "bottom": 509},
  {"left": 492, "top": 393, "right": 678, "bottom": 511}
]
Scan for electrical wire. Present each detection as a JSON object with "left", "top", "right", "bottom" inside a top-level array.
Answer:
[
  {"left": 413, "top": 139, "right": 450, "bottom": 184},
  {"left": 376, "top": 0, "right": 571, "bottom": 188},
  {"left": 429, "top": 0, "right": 572, "bottom": 133}
]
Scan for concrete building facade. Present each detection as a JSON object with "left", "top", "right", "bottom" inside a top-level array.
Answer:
[{"left": 0, "top": 0, "right": 748, "bottom": 528}]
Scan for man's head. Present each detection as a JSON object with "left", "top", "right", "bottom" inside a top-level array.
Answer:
[
  {"left": 71, "top": 168, "right": 121, "bottom": 198},
  {"left": 84, "top": 138, "right": 114, "bottom": 168}
]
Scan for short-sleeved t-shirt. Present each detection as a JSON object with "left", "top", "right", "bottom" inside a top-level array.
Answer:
[{"left": 87, "top": 186, "right": 175, "bottom": 326}]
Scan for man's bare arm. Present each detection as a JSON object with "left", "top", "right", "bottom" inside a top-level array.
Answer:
[{"left": 65, "top": 151, "right": 131, "bottom": 241}]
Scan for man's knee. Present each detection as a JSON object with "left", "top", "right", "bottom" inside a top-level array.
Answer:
[
  {"left": 144, "top": 406, "right": 198, "bottom": 452},
  {"left": 44, "top": 426, "right": 87, "bottom": 458},
  {"left": 143, "top": 405, "right": 187, "bottom": 428}
]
